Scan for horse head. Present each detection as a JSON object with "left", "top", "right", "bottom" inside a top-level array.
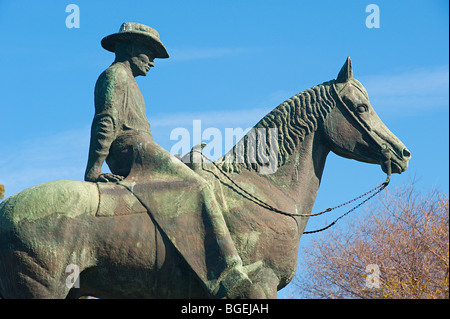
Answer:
[{"left": 324, "top": 57, "right": 411, "bottom": 176}]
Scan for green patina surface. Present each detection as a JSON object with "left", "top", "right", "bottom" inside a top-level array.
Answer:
[{"left": 1, "top": 180, "right": 98, "bottom": 225}]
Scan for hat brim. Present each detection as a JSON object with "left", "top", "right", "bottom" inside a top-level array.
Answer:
[{"left": 101, "top": 32, "right": 169, "bottom": 58}]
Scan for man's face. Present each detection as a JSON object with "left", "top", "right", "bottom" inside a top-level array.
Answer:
[{"left": 130, "top": 44, "right": 156, "bottom": 77}]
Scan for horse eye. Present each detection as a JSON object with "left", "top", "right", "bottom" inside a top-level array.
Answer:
[{"left": 356, "top": 105, "right": 368, "bottom": 113}]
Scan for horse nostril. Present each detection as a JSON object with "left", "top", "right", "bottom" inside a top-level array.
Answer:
[{"left": 402, "top": 148, "right": 411, "bottom": 159}]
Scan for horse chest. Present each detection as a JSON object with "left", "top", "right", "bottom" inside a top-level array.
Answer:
[{"left": 227, "top": 206, "right": 299, "bottom": 274}]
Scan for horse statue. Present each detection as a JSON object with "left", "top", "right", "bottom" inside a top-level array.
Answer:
[{"left": 0, "top": 57, "right": 410, "bottom": 298}]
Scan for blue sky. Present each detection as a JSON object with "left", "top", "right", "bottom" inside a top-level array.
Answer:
[{"left": 0, "top": 1, "right": 448, "bottom": 298}]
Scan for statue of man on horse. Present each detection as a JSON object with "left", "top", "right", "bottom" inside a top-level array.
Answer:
[
  {"left": 0, "top": 22, "right": 410, "bottom": 299},
  {"left": 84, "top": 22, "right": 263, "bottom": 299}
]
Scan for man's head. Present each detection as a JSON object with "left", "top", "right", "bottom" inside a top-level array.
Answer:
[
  {"left": 114, "top": 42, "right": 156, "bottom": 77},
  {"left": 101, "top": 23, "right": 169, "bottom": 76}
]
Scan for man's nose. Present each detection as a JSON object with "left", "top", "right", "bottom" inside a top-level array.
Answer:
[{"left": 149, "top": 61, "right": 155, "bottom": 67}]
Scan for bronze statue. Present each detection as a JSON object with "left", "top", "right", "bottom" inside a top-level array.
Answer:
[
  {"left": 0, "top": 23, "right": 410, "bottom": 299},
  {"left": 84, "top": 22, "right": 262, "bottom": 299}
]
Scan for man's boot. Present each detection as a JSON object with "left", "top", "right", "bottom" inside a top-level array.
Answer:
[{"left": 212, "top": 260, "right": 263, "bottom": 299}]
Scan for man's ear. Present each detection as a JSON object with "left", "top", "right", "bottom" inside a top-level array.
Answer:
[
  {"left": 125, "top": 42, "right": 134, "bottom": 57},
  {"left": 114, "top": 41, "right": 134, "bottom": 61}
]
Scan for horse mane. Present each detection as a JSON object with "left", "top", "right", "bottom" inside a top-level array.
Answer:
[{"left": 218, "top": 80, "right": 338, "bottom": 173}]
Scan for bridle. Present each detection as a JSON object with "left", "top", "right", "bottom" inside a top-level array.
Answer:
[{"left": 332, "top": 82, "right": 392, "bottom": 184}]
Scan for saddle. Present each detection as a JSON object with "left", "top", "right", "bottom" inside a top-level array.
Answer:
[
  {"left": 95, "top": 174, "right": 232, "bottom": 293},
  {"left": 96, "top": 182, "right": 147, "bottom": 217}
]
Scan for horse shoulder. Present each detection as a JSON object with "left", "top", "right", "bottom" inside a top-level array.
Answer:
[{"left": 0, "top": 180, "right": 99, "bottom": 229}]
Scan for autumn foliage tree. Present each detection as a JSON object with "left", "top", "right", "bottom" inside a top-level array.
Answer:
[
  {"left": 0, "top": 184, "right": 5, "bottom": 200},
  {"left": 293, "top": 181, "right": 449, "bottom": 299}
]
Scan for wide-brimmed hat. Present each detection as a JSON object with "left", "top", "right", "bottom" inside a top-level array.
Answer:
[{"left": 101, "top": 22, "right": 169, "bottom": 58}]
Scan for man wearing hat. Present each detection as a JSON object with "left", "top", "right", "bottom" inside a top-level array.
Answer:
[
  {"left": 85, "top": 22, "right": 169, "bottom": 184},
  {"left": 84, "top": 22, "right": 262, "bottom": 298}
]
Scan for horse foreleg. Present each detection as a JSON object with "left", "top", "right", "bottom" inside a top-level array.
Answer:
[{"left": 0, "top": 250, "right": 70, "bottom": 299}]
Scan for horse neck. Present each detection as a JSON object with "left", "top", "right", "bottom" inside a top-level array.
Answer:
[
  {"left": 274, "top": 129, "right": 330, "bottom": 214},
  {"left": 219, "top": 81, "right": 337, "bottom": 213}
]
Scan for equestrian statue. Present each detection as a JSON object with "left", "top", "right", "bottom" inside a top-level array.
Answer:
[{"left": 0, "top": 22, "right": 410, "bottom": 299}]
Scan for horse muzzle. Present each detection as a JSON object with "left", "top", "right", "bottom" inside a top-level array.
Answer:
[{"left": 381, "top": 144, "right": 411, "bottom": 175}]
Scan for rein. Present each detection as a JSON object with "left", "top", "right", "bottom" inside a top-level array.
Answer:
[
  {"left": 302, "top": 176, "right": 389, "bottom": 234},
  {"left": 195, "top": 150, "right": 391, "bottom": 234}
]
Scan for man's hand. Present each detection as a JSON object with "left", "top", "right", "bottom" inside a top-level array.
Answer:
[
  {"left": 97, "top": 173, "right": 124, "bottom": 183},
  {"left": 86, "top": 172, "right": 124, "bottom": 183}
]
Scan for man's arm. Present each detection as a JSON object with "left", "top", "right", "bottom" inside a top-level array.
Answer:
[
  {"left": 84, "top": 114, "right": 123, "bottom": 183},
  {"left": 84, "top": 67, "right": 126, "bottom": 183}
]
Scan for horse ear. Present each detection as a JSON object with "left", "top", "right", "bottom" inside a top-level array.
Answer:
[{"left": 336, "top": 56, "right": 353, "bottom": 82}]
